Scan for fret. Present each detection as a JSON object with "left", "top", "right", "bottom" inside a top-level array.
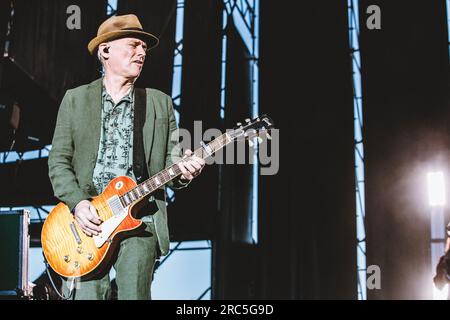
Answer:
[
  {"left": 143, "top": 181, "right": 153, "bottom": 194},
  {"left": 194, "top": 149, "right": 202, "bottom": 159},
  {"left": 135, "top": 187, "right": 142, "bottom": 198},
  {"left": 210, "top": 140, "right": 218, "bottom": 150},
  {"left": 152, "top": 176, "right": 159, "bottom": 188},
  {"left": 210, "top": 141, "right": 217, "bottom": 151},
  {"left": 160, "top": 171, "right": 169, "bottom": 184},
  {"left": 165, "top": 171, "right": 172, "bottom": 182},
  {"left": 160, "top": 172, "right": 168, "bottom": 184},
  {"left": 173, "top": 164, "right": 182, "bottom": 175},
  {"left": 224, "top": 133, "right": 231, "bottom": 145}
]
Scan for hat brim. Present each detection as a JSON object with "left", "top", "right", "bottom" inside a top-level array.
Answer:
[{"left": 88, "top": 29, "right": 159, "bottom": 55}]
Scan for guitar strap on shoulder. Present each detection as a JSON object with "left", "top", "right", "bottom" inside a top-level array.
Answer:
[{"left": 133, "top": 88, "right": 150, "bottom": 184}]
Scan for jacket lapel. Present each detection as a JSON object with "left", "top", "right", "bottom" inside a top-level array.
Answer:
[
  {"left": 86, "top": 78, "right": 102, "bottom": 162},
  {"left": 143, "top": 90, "right": 155, "bottom": 168}
]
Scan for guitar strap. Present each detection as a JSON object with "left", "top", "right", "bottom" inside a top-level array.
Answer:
[{"left": 133, "top": 88, "right": 150, "bottom": 184}]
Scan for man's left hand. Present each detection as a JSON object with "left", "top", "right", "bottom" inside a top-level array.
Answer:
[{"left": 178, "top": 149, "right": 205, "bottom": 181}]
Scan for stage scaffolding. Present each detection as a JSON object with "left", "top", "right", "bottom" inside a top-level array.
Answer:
[{"left": 348, "top": 0, "right": 367, "bottom": 300}]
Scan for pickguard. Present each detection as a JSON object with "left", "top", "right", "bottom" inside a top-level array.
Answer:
[{"left": 93, "top": 195, "right": 129, "bottom": 248}]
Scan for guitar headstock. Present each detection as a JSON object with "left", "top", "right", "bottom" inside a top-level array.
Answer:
[{"left": 229, "top": 114, "right": 275, "bottom": 145}]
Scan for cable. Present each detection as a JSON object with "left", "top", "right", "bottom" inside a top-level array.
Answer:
[
  {"left": 44, "top": 260, "right": 75, "bottom": 300},
  {"left": 2, "top": 129, "right": 16, "bottom": 161}
]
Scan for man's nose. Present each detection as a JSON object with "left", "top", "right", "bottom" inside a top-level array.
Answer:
[{"left": 136, "top": 45, "right": 146, "bottom": 57}]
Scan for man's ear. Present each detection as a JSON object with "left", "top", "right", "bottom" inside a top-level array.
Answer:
[{"left": 98, "top": 43, "right": 110, "bottom": 59}]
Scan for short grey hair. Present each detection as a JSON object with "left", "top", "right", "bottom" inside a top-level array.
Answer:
[{"left": 97, "top": 48, "right": 105, "bottom": 65}]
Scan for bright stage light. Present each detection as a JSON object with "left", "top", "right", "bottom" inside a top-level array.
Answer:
[
  {"left": 427, "top": 172, "right": 446, "bottom": 207},
  {"left": 433, "top": 283, "right": 449, "bottom": 300}
]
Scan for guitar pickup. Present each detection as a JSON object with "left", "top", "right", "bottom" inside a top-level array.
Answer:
[{"left": 70, "top": 222, "right": 82, "bottom": 245}]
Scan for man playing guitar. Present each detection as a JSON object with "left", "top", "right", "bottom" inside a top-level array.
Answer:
[{"left": 48, "top": 14, "right": 205, "bottom": 300}]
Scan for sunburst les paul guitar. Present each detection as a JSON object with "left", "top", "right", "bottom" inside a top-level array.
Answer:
[{"left": 41, "top": 115, "right": 274, "bottom": 279}]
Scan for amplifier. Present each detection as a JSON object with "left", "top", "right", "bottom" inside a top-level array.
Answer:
[{"left": 0, "top": 210, "right": 32, "bottom": 299}]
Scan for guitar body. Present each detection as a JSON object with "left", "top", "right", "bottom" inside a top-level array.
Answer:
[{"left": 41, "top": 176, "right": 144, "bottom": 279}]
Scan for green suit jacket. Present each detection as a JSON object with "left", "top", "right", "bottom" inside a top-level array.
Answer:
[{"left": 48, "top": 78, "right": 188, "bottom": 256}]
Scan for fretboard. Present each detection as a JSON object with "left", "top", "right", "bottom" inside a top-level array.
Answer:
[{"left": 120, "top": 132, "right": 231, "bottom": 207}]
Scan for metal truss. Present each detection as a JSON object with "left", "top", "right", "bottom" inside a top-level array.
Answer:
[
  {"left": 221, "top": 0, "right": 259, "bottom": 115},
  {"left": 154, "top": 240, "right": 213, "bottom": 300},
  {"left": 170, "top": 0, "right": 185, "bottom": 113},
  {"left": 163, "top": 0, "right": 213, "bottom": 300},
  {"left": 348, "top": 0, "right": 367, "bottom": 300},
  {"left": 0, "top": 205, "right": 50, "bottom": 223},
  {"left": 165, "top": 0, "right": 185, "bottom": 204},
  {"left": 171, "top": 36, "right": 184, "bottom": 112},
  {"left": 0, "top": 144, "right": 51, "bottom": 164},
  {"left": 223, "top": 0, "right": 258, "bottom": 55},
  {"left": 221, "top": 0, "right": 260, "bottom": 244},
  {"left": 106, "top": 0, "right": 117, "bottom": 17}
]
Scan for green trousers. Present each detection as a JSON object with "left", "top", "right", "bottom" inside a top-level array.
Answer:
[{"left": 62, "top": 221, "right": 159, "bottom": 300}]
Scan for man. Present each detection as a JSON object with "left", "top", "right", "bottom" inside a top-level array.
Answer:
[
  {"left": 433, "top": 227, "right": 450, "bottom": 299},
  {"left": 48, "top": 14, "right": 205, "bottom": 300}
]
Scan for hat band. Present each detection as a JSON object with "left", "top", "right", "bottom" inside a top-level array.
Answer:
[{"left": 120, "top": 27, "right": 144, "bottom": 32}]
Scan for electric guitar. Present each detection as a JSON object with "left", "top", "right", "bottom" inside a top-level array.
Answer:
[{"left": 41, "top": 115, "right": 274, "bottom": 279}]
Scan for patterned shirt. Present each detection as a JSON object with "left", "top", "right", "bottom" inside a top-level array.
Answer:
[{"left": 92, "top": 86, "right": 135, "bottom": 194}]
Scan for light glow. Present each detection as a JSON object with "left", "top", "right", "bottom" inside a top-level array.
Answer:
[
  {"left": 433, "top": 283, "right": 449, "bottom": 300},
  {"left": 427, "top": 172, "right": 446, "bottom": 207}
]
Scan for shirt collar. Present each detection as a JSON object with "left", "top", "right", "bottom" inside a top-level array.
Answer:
[{"left": 102, "top": 83, "right": 134, "bottom": 105}]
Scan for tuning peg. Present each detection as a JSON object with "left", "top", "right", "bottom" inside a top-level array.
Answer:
[
  {"left": 245, "top": 118, "right": 251, "bottom": 123},
  {"left": 248, "top": 139, "right": 254, "bottom": 148},
  {"left": 237, "top": 122, "right": 242, "bottom": 127},
  {"left": 265, "top": 132, "right": 272, "bottom": 140}
]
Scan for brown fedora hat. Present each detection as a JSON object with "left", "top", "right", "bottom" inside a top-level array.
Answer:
[{"left": 88, "top": 14, "right": 159, "bottom": 55}]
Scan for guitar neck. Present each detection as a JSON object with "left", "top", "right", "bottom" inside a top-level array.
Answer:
[{"left": 119, "top": 132, "right": 231, "bottom": 206}]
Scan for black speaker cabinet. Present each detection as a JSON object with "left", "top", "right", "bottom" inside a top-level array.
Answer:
[{"left": 0, "top": 210, "right": 31, "bottom": 298}]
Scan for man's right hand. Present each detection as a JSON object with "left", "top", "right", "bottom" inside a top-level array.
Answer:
[{"left": 74, "top": 200, "right": 103, "bottom": 237}]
